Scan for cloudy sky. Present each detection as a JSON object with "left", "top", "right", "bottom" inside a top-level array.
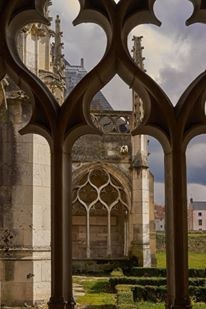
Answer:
[{"left": 51, "top": 0, "right": 206, "bottom": 204}]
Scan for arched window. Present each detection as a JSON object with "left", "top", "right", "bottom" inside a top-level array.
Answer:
[{"left": 72, "top": 167, "right": 129, "bottom": 258}]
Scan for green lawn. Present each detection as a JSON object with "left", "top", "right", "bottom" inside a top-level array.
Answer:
[
  {"left": 78, "top": 293, "right": 116, "bottom": 306},
  {"left": 74, "top": 276, "right": 206, "bottom": 308},
  {"left": 75, "top": 277, "right": 116, "bottom": 306},
  {"left": 136, "top": 302, "right": 206, "bottom": 308},
  {"left": 157, "top": 251, "right": 206, "bottom": 268}
]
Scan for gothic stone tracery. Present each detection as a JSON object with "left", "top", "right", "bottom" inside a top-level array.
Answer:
[{"left": 1, "top": 0, "right": 206, "bottom": 309}]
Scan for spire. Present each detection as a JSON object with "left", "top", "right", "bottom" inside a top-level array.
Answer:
[
  {"left": 132, "top": 36, "right": 145, "bottom": 129},
  {"left": 53, "top": 15, "right": 65, "bottom": 78},
  {"left": 131, "top": 35, "right": 149, "bottom": 167}
]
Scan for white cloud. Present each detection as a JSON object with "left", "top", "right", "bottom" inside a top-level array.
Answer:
[
  {"left": 187, "top": 143, "right": 206, "bottom": 169},
  {"left": 154, "top": 182, "right": 165, "bottom": 205},
  {"left": 187, "top": 183, "right": 206, "bottom": 201},
  {"left": 51, "top": 0, "right": 79, "bottom": 19},
  {"left": 154, "top": 182, "right": 206, "bottom": 205}
]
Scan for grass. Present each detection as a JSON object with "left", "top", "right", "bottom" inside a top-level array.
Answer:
[
  {"left": 136, "top": 303, "right": 206, "bottom": 308},
  {"left": 156, "top": 251, "right": 206, "bottom": 268},
  {"left": 76, "top": 278, "right": 111, "bottom": 293},
  {"left": 78, "top": 292, "right": 116, "bottom": 306},
  {"left": 74, "top": 277, "right": 116, "bottom": 306},
  {"left": 136, "top": 303, "right": 164, "bottom": 308}
]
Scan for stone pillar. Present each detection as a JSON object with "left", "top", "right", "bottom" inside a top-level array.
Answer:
[
  {"left": 129, "top": 36, "right": 153, "bottom": 267},
  {"left": 0, "top": 98, "right": 51, "bottom": 306},
  {"left": 149, "top": 173, "right": 157, "bottom": 267},
  {"left": 129, "top": 154, "right": 151, "bottom": 266},
  {"left": 165, "top": 144, "right": 191, "bottom": 309}
]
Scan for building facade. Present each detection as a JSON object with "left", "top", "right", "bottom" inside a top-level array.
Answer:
[
  {"left": 154, "top": 204, "right": 165, "bottom": 232},
  {"left": 188, "top": 199, "right": 206, "bottom": 231},
  {"left": 0, "top": 5, "right": 156, "bottom": 306}
]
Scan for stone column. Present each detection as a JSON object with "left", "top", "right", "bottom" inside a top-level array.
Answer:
[
  {"left": 149, "top": 173, "right": 157, "bottom": 266},
  {"left": 129, "top": 134, "right": 151, "bottom": 267},
  {"left": 165, "top": 141, "right": 191, "bottom": 309},
  {"left": 86, "top": 210, "right": 90, "bottom": 258},
  {"left": 48, "top": 144, "right": 75, "bottom": 309}
]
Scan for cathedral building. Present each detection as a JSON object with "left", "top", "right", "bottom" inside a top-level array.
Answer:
[{"left": 0, "top": 4, "right": 156, "bottom": 306}]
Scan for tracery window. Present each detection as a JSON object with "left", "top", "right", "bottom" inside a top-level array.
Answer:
[{"left": 72, "top": 168, "right": 129, "bottom": 258}]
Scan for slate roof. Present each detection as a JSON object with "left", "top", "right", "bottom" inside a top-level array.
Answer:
[
  {"left": 64, "top": 59, "right": 112, "bottom": 111},
  {"left": 191, "top": 201, "right": 206, "bottom": 211}
]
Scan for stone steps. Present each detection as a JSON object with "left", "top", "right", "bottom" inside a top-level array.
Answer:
[{"left": 73, "top": 282, "right": 85, "bottom": 298}]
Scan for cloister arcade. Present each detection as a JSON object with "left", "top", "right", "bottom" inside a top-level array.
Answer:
[{"left": 1, "top": 0, "right": 206, "bottom": 308}]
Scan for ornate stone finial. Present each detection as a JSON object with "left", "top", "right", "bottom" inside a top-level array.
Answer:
[
  {"left": 132, "top": 36, "right": 145, "bottom": 72},
  {"left": 53, "top": 15, "right": 65, "bottom": 79}
]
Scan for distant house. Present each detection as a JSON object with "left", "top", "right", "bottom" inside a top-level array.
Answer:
[
  {"left": 188, "top": 199, "right": 206, "bottom": 231},
  {"left": 155, "top": 200, "right": 206, "bottom": 232},
  {"left": 154, "top": 205, "right": 165, "bottom": 231}
]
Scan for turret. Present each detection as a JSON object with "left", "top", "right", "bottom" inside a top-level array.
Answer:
[
  {"left": 132, "top": 35, "right": 148, "bottom": 167},
  {"left": 129, "top": 36, "right": 155, "bottom": 267}
]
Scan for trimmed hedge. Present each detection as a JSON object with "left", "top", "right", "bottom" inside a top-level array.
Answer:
[
  {"left": 189, "top": 269, "right": 206, "bottom": 278},
  {"left": 116, "top": 285, "right": 136, "bottom": 309},
  {"left": 125, "top": 267, "right": 166, "bottom": 277},
  {"left": 126, "top": 267, "right": 206, "bottom": 278},
  {"left": 157, "top": 231, "right": 206, "bottom": 253},
  {"left": 110, "top": 277, "right": 206, "bottom": 289},
  {"left": 110, "top": 277, "right": 167, "bottom": 289},
  {"left": 189, "top": 286, "right": 206, "bottom": 302},
  {"left": 132, "top": 285, "right": 206, "bottom": 303},
  {"left": 133, "top": 285, "right": 166, "bottom": 302}
]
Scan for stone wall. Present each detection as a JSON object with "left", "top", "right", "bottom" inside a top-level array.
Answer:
[{"left": 0, "top": 99, "right": 51, "bottom": 306}]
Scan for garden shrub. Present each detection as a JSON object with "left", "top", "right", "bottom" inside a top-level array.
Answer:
[
  {"left": 125, "top": 267, "right": 206, "bottom": 278},
  {"left": 189, "top": 269, "right": 206, "bottom": 278},
  {"left": 126, "top": 267, "right": 167, "bottom": 277},
  {"left": 133, "top": 285, "right": 206, "bottom": 302},
  {"left": 110, "top": 277, "right": 167, "bottom": 289},
  {"left": 116, "top": 285, "right": 135, "bottom": 308},
  {"left": 133, "top": 285, "right": 166, "bottom": 302},
  {"left": 111, "top": 268, "right": 124, "bottom": 277},
  {"left": 110, "top": 277, "right": 205, "bottom": 289},
  {"left": 189, "top": 287, "right": 206, "bottom": 302}
]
